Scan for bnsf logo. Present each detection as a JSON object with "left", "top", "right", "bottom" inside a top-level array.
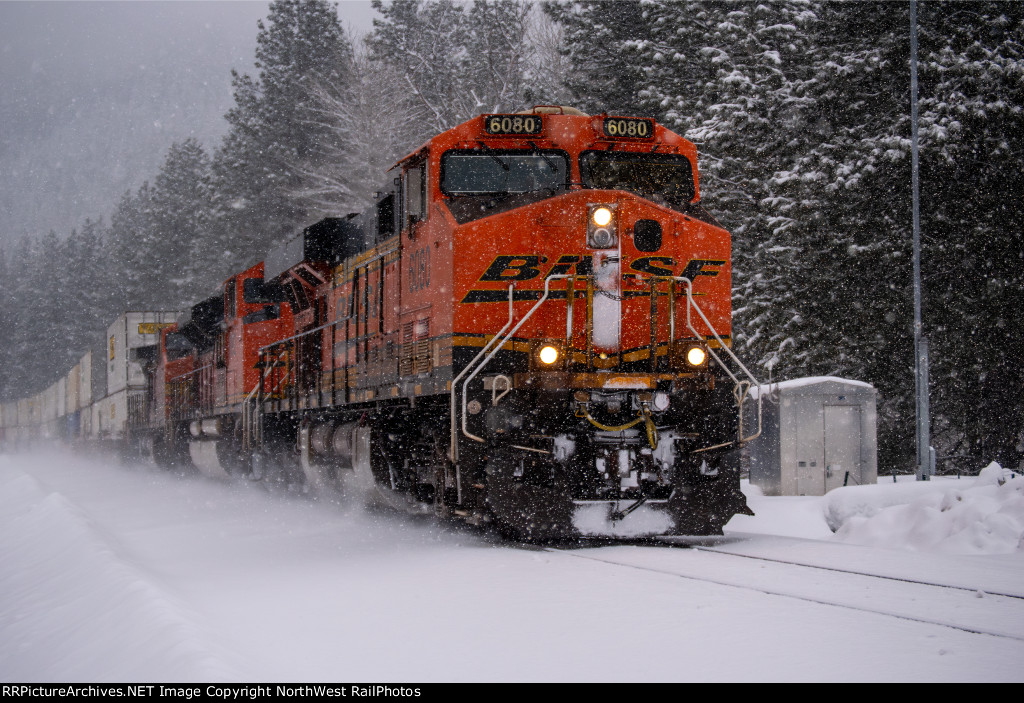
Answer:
[
  {"left": 462, "top": 255, "right": 725, "bottom": 303},
  {"left": 477, "top": 255, "right": 724, "bottom": 282}
]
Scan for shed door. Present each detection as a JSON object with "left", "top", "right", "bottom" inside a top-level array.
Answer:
[
  {"left": 795, "top": 402, "right": 826, "bottom": 496},
  {"left": 824, "top": 405, "right": 861, "bottom": 492}
]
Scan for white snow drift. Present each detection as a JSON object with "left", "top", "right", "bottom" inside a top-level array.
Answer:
[{"left": 824, "top": 463, "right": 1024, "bottom": 554}]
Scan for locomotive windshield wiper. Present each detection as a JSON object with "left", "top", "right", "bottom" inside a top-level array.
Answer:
[
  {"left": 527, "top": 141, "right": 559, "bottom": 173},
  {"left": 476, "top": 141, "right": 509, "bottom": 171}
]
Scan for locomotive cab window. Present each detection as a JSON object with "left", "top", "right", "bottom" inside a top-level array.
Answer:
[
  {"left": 243, "top": 277, "right": 288, "bottom": 305},
  {"left": 404, "top": 162, "right": 427, "bottom": 227},
  {"left": 164, "top": 332, "right": 193, "bottom": 361},
  {"left": 376, "top": 193, "right": 395, "bottom": 239},
  {"left": 224, "top": 278, "right": 237, "bottom": 319},
  {"left": 441, "top": 149, "right": 569, "bottom": 224},
  {"left": 580, "top": 151, "right": 696, "bottom": 213}
]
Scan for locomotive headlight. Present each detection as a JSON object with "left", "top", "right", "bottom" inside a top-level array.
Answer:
[
  {"left": 592, "top": 206, "right": 613, "bottom": 227},
  {"left": 539, "top": 345, "right": 560, "bottom": 365},
  {"left": 587, "top": 204, "right": 618, "bottom": 249},
  {"left": 686, "top": 346, "right": 708, "bottom": 367},
  {"left": 532, "top": 341, "right": 564, "bottom": 369}
]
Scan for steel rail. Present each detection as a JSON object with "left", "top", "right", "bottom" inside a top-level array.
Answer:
[{"left": 544, "top": 547, "right": 1024, "bottom": 643}]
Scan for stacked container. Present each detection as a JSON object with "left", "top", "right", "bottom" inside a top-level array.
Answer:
[{"left": 94, "top": 312, "right": 178, "bottom": 439}]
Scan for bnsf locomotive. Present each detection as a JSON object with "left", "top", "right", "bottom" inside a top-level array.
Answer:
[{"left": 4, "top": 106, "right": 763, "bottom": 539}]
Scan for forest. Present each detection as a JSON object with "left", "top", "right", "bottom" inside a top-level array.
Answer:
[{"left": 0, "top": 0, "right": 1020, "bottom": 474}]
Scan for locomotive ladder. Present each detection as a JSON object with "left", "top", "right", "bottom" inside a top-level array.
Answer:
[
  {"left": 242, "top": 347, "right": 290, "bottom": 453},
  {"left": 449, "top": 275, "right": 764, "bottom": 499}
]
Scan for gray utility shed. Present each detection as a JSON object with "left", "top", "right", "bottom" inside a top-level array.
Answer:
[{"left": 743, "top": 377, "right": 877, "bottom": 496}]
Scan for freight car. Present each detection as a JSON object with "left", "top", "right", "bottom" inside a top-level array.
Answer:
[
  {"left": 1, "top": 106, "right": 763, "bottom": 540},
  {"left": 0, "top": 312, "right": 176, "bottom": 451}
]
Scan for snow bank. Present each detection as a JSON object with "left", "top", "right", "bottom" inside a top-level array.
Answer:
[
  {"left": 823, "top": 478, "right": 954, "bottom": 532},
  {"left": 0, "top": 457, "right": 241, "bottom": 681},
  {"left": 825, "top": 464, "right": 1024, "bottom": 555},
  {"left": 726, "top": 481, "right": 836, "bottom": 539}
]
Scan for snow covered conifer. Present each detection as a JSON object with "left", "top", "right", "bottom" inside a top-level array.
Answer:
[
  {"left": 106, "top": 185, "right": 157, "bottom": 311},
  {"left": 211, "top": 0, "right": 354, "bottom": 264},
  {"left": 367, "top": 0, "right": 533, "bottom": 132},
  {"left": 290, "top": 48, "right": 426, "bottom": 214},
  {"left": 913, "top": 2, "right": 1024, "bottom": 469},
  {"left": 148, "top": 139, "right": 213, "bottom": 307},
  {"left": 542, "top": 0, "right": 653, "bottom": 116}
]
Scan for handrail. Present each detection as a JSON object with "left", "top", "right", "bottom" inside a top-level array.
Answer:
[
  {"left": 166, "top": 362, "right": 215, "bottom": 420},
  {"left": 460, "top": 274, "right": 571, "bottom": 450},
  {"left": 258, "top": 313, "right": 351, "bottom": 354},
  {"left": 257, "top": 305, "right": 357, "bottom": 410},
  {"left": 668, "top": 276, "right": 763, "bottom": 448},
  {"left": 448, "top": 273, "right": 762, "bottom": 473},
  {"left": 167, "top": 362, "right": 214, "bottom": 382},
  {"left": 448, "top": 282, "right": 516, "bottom": 464},
  {"left": 444, "top": 284, "right": 516, "bottom": 505},
  {"left": 243, "top": 347, "right": 289, "bottom": 452}
]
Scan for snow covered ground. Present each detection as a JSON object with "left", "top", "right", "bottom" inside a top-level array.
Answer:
[{"left": 1, "top": 448, "right": 1022, "bottom": 682}]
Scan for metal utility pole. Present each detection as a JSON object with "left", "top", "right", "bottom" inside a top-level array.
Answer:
[{"left": 910, "top": 0, "right": 933, "bottom": 480}]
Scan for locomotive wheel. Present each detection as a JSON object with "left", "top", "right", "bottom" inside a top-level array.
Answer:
[
  {"left": 147, "top": 435, "right": 195, "bottom": 475},
  {"left": 254, "top": 446, "right": 307, "bottom": 493}
]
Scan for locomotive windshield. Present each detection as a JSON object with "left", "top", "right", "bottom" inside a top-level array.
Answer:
[
  {"left": 442, "top": 151, "right": 568, "bottom": 195},
  {"left": 580, "top": 151, "right": 696, "bottom": 211},
  {"left": 441, "top": 149, "right": 570, "bottom": 223}
]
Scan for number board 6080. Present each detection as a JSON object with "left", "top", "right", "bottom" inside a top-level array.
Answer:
[
  {"left": 602, "top": 117, "right": 655, "bottom": 140},
  {"left": 483, "top": 114, "right": 543, "bottom": 136}
]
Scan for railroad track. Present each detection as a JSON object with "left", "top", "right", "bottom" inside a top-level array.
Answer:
[
  {"left": 679, "top": 542, "right": 1024, "bottom": 601},
  {"left": 541, "top": 542, "right": 1024, "bottom": 643}
]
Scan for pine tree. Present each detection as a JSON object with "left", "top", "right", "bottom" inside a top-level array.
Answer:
[
  {"left": 367, "top": 0, "right": 533, "bottom": 132},
  {"left": 4, "top": 237, "right": 40, "bottom": 398},
  {"left": 543, "top": 0, "right": 654, "bottom": 116},
  {"left": 24, "top": 231, "right": 67, "bottom": 392},
  {"left": 211, "top": 0, "right": 354, "bottom": 266},
  {"left": 289, "top": 47, "right": 427, "bottom": 214},
  {"left": 367, "top": 0, "right": 471, "bottom": 132},
  {"left": 0, "top": 245, "right": 11, "bottom": 399},
  {"left": 915, "top": 2, "right": 1024, "bottom": 469},
  {"left": 74, "top": 218, "right": 111, "bottom": 341},
  {"left": 558, "top": 1, "right": 920, "bottom": 471},
  {"left": 465, "top": 1, "right": 533, "bottom": 113},
  {"left": 626, "top": 1, "right": 821, "bottom": 374},
  {"left": 149, "top": 139, "right": 213, "bottom": 306},
  {"left": 60, "top": 218, "right": 110, "bottom": 359},
  {"left": 522, "top": 5, "right": 574, "bottom": 107},
  {"left": 785, "top": 2, "right": 915, "bottom": 470},
  {"left": 106, "top": 185, "right": 156, "bottom": 311}
]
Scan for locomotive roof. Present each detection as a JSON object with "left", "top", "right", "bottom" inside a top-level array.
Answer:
[
  {"left": 391, "top": 106, "right": 590, "bottom": 169},
  {"left": 389, "top": 106, "right": 701, "bottom": 200}
]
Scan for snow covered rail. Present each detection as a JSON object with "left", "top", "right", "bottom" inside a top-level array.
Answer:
[
  {"left": 676, "top": 542, "right": 1024, "bottom": 600},
  {"left": 542, "top": 545, "right": 1024, "bottom": 643}
]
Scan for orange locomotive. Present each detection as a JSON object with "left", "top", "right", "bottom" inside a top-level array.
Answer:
[{"left": 150, "top": 106, "right": 761, "bottom": 539}]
